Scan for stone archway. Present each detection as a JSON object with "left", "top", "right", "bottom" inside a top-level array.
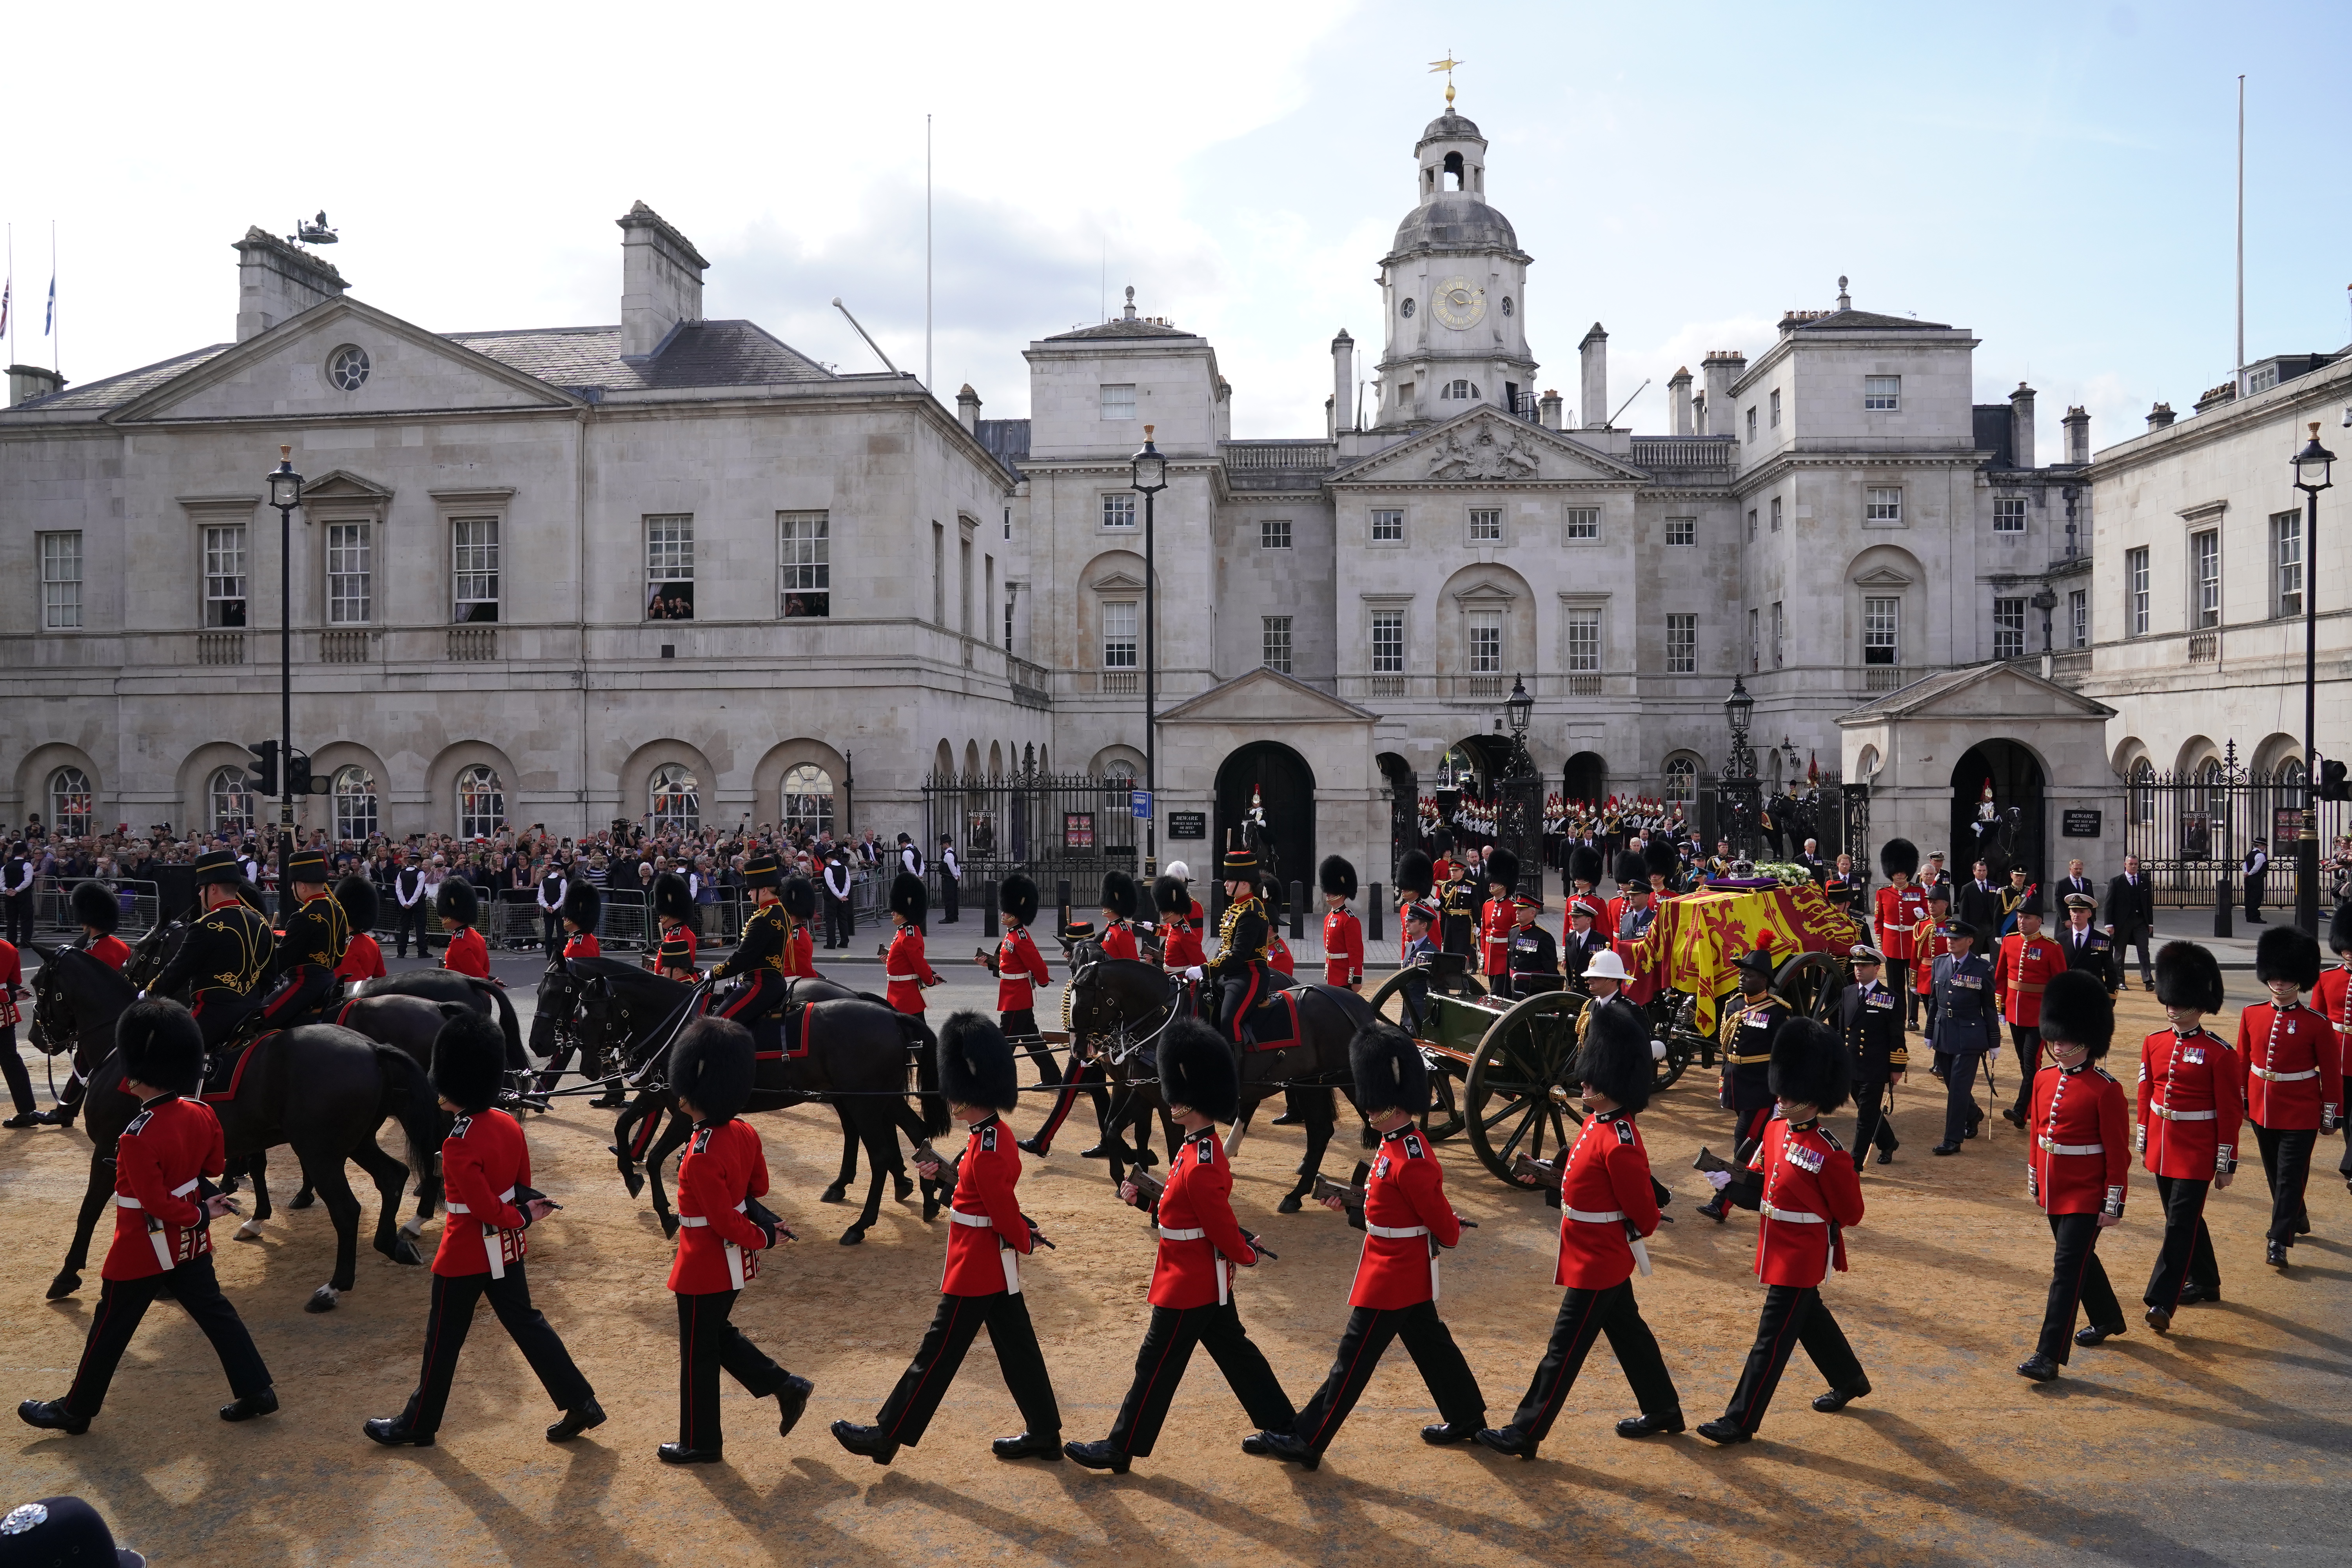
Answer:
[
  {"left": 1952, "top": 739, "right": 2047, "bottom": 883},
  {"left": 1563, "top": 750, "right": 1606, "bottom": 802},
  {"left": 1215, "top": 741, "right": 1316, "bottom": 914}
]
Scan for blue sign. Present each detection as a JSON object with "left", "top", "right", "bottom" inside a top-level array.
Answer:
[{"left": 1131, "top": 789, "right": 1152, "bottom": 820}]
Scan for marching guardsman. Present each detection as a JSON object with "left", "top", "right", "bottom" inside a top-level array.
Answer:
[
  {"left": 531, "top": 879, "right": 607, "bottom": 1096},
  {"left": 779, "top": 876, "right": 820, "bottom": 979},
  {"left": 709, "top": 852, "right": 789, "bottom": 1028},
  {"left": 1839, "top": 945, "right": 1906, "bottom": 1169},
  {"left": 1563, "top": 897, "right": 1610, "bottom": 981},
  {"left": 364, "top": 1011, "right": 602, "bottom": 1447},
  {"left": 1644, "top": 837, "right": 1681, "bottom": 904},
  {"left": 2316, "top": 903, "right": 2352, "bottom": 1190},
  {"left": 1478, "top": 849, "right": 1519, "bottom": 992},
  {"left": 2017, "top": 969, "right": 2130, "bottom": 1382},
  {"left": 655, "top": 928, "right": 699, "bottom": 982},
  {"left": 1476, "top": 1002, "right": 1681, "bottom": 1458},
  {"left": 17, "top": 1000, "right": 277, "bottom": 1436},
  {"left": 334, "top": 874, "right": 388, "bottom": 984},
  {"left": 653, "top": 871, "right": 699, "bottom": 970},
  {"left": 1696, "top": 1017, "right": 1870, "bottom": 1444},
  {"left": 1153, "top": 870, "right": 1206, "bottom": 978},
  {"left": 1698, "top": 947, "right": 1788, "bottom": 1223},
  {"left": 1065, "top": 1019, "right": 1296, "bottom": 1472},
  {"left": 2058, "top": 892, "right": 2117, "bottom": 994},
  {"left": 1437, "top": 849, "right": 1477, "bottom": 958},
  {"left": 1097, "top": 871, "right": 1142, "bottom": 962},
  {"left": 1320, "top": 856, "right": 1364, "bottom": 992},
  {"left": 256, "top": 848, "right": 350, "bottom": 1031},
  {"left": 833, "top": 1014, "right": 1063, "bottom": 1466},
  {"left": 659, "top": 1017, "right": 811, "bottom": 1465},
  {"left": 882, "top": 873, "right": 940, "bottom": 1016},
  {"left": 1505, "top": 893, "right": 1559, "bottom": 996},
  {"left": 151, "top": 848, "right": 274, "bottom": 1055},
  {"left": 983, "top": 872, "right": 1054, "bottom": 1051},
  {"left": 1209, "top": 846, "right": 1274, "bottom": 1044},
  {"left": 2237, "top": 924, "right": 2339, "bottom": 1268},
  {"left": 1996, "top": 891, "right": 2063, "bottom": 1130},
  {"left": 1252, "top": 1023, "right": 1485, "bottom": 1467},
  {"left": 1566, "top": 845, "right": 1604, "bottom": 921},
  {"left": 2137, "top": 941, "right": 2239, "bottom": 1332},
  {"left": 1873, "top": 839, "right": 1926, "bottom": 1026},
  {"left": 437, "top": 877, "right": 490, "bottom": 980},
  {"left": 1928, "top": 920, "right": 1998, "bottom": 1154},
  {"left": 73, "top": 880, "right": 131, "bottom": 971},
  {"left": 1394, "top": 847, "right": 1436, "bottom": 925}
]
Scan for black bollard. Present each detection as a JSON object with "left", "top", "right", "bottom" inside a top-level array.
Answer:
[
  {"left": 1368, "top": 882, "right": 1384, "bottom": 943},
  {"left": 982, "top": 878, "right": 999, "bottom": 937},
  {"left": 1290, "top": 880, "right": 1306, "bottom": 940},
  {"left": 1057, "top": 878, "right": 1072, "bottom": 938},
  {"left": 2215, "top": 875, "right": 2232, "bottom": 940}
]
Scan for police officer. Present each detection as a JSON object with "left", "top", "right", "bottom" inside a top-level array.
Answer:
[
  {"left": 151, "top": 849, "right": 274, "bottom": 1056},
  {"left": 1697, "top": 948, "right": 1788, "bottom": 1223},
  {"left": 1839, "top": 946, "right": 1906, "bottom": 1169},
  {"left": 937, "top": 834, "right": 961, "bottom": 925},
  {"left": 1929, "top": 920, "right": 2000, "bottom": 1156},
  {"left": 255, "top": 848, "right": 350, "bottom": 1031}
]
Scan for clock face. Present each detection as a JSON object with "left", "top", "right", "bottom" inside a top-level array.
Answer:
[{"left": 1433, "top": 277, "right": 1486, "bottom": 330}]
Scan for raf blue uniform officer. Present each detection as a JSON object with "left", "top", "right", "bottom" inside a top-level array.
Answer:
[{"left": 1928, "top": 919, "right": 2000, "bottom": 1156}]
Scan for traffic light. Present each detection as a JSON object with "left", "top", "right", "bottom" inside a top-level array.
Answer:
[
  {"left": 287, "top": 751, "right": 313, "bottom": 797},
  {"left": 2320, "top": 759, "right": 2349, "bottom": 803},
  {"left": 247, "top": 739, "right": 280, "bottom": 797}
]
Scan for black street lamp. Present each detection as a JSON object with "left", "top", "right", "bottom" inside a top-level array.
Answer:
[
  {"left": 1720, "top": 673, "right": 1759, "bottom": 857},
  {"left": 1131, "top": 426, "right": 1169, "bottom": 878},
  {"left": 2031, "top": 584, "right": 2058, "bottom": 656},
  {"left": 2292, "top": 419, "right": 2335, "bottom": 935},
  {"left": 266, "top": 445, "right": 305, "bottom": 882},
  {"left": 1503, "top": 674, "right": 1534, "bottom": 772}
]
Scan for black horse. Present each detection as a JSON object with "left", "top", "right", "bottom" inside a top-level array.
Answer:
[
  {"left": 345, "top": 967, "right": 527, "bottom": 1069},
  {"left": 567, "top": 959, "right": 948, "bottom": 1244},
  {"left": 1062, "top": 954, "right": 1376, "bottom": 1210},
  {"left": 30, "top": 949, "right": 442, "bottom": 1312}
]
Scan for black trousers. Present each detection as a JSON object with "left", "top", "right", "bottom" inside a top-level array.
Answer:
[
  {"left": 1942, "top": 1051, "right": 1986, "bottom": 1145},
  {"left": 2, "top": 893, "right": 31, "bottom": 946},
  {"left": 1033, "top": 1056, "right": 1108, "bottom": 1150},
  {"left": 2007, "top": 1024, "right": 2042, "bottom": 1120},
  {"left": 676, "top": 1289, "right": 788, "bottom": 1452},
  {"left": 940, "top": 877, "right": 959, "bottom": 925},
  {"left": 188, "top": 989, "right": 259, "bottom": 1054},
  {"left": 1289, "top": 1300, "right": 1485, "bottom": 1455},
  {"left": 1850, "top": 1078, "right": 1899, "bottom": 1163},
  {"left": 824, "top": 895, "right": 853, "bottom": 949},
  {"left": 394, "top": 902, "right": 430, "bottom": 957},
  {"left": 2339, "top": 1119, "right": 2352, "bottom": 1184},
  {"left": 397, "top": 1264, "right": 594, "bottom": 1436},
  {"left": 1719, "top": 1284, "right": 1864, "bottom": 1435},
  {"left": 541, "top": 910, "right": 563, "bottom": 951},
  {"left": 875, "top": 1290, "right": 1060, "bottom": 1446},
  {"left": 1, "top": 1023, "right": 34, "bottom": 1114},
  {"left": 2252, "top": 1123, "right": 2318, "bottom": 1245},
  {"left": 2145, "top": 1174, "right": 2218, "bottom": 1309},
  {"left": 257, "top": 965, "right": 339, "bottom": 1031},
  {"left": 1885, "top": 959, "right": 1913, "bottom": 1025},
  {"left": 65, "top": 1254, "right": 273, "bottom": 1419},
  {"left": 2245, "top": 876, "right": 2266, "bottom": 919},
  {"left": 1440, "top": 914, "right": 1472, "bottom": 956},
  {"left": 2115, "top": 924, "right": 2153, "bottom": 984},
  {"left": 1106, "top": 1299, "right": 1295, "bottom": 1457},
  {"left": 2038, "top": 1212, "right": 2122, "bottom": 1362},
  {"left": 1502, "top": 1281, "right": 1680, "bottom": 1442}
]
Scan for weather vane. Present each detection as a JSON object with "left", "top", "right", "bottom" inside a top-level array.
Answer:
[{"left": 1428, "top": 52, "right": 1464, "bottom": 106}]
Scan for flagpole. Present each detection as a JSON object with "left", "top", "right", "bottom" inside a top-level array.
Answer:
[{"left": 51, "top": 219, "right": 60, "bottom": 375}]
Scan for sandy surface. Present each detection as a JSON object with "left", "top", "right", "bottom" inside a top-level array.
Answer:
[{"left": 4, "top": 971, "right": 2347, "bottom": 1567}]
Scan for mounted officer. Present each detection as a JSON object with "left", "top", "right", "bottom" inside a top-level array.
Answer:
[
  {"left": 150, "top": 849, "right": 275, "bottom": 1058},
  {"left": 708, "top": 851, "right": 789, "bottom": 1042},
  {"left": 253, "top": 848, "right": 350, "bottom": 1031},
  {"left": 1209, "top": 846, "right": 1274, "bottom": 1044}
]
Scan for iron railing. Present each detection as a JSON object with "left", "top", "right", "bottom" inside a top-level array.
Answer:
[
  {"left": 921, "top": 769, "right": 1143, "bottom": 913},
  {"left": 2121, "top": 748, "right": 2342, "bottom": 906}
]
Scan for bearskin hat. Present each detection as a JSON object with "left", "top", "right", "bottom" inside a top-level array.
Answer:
[
  {"left": 1151, "top": 873, "right": 1186, "bottom": 918},
  {"left": 1159, "top": 1018, "right": 1241, "bottom": 1125},
  {"left": 71, "top": 879, "right": 119, "bottom": 935},
  {"left": 2036, "top": 968, "right": 2116, "bottom": 1060},
  {"left": 2154, "top": 940, "right": 2225, "bottom": 1013},
  {"left": 1319, "top": 855, "right": 1358, "bottom": 901},
  {"left": 429, "top": 1009, "right": 508, "bottom": 1114},
  {"left": 1431, "top": 827, "right": 1454, "bottom": 855},
  {"left": 1395, "top": 849, "right": 1435, "bottom": 897},
  {"left": 671, "top": 1016, "right": 756, "bottom": 1123},
  {"left": 938, "top": 1010, "right": 1018, "bottom": 1112},
  {"left": 2332, "top": 899, "right": 2352, "bottom": 957},
  {"left": 1580, "top": 998, "right": 1655, "bottom": 1116},
  {"left": 2256, "top": 923, "right": 2322, "bottom": 991},
  {"left": 891, "top": 871, "right": 927, "bottom": 923},
  {"left": 1484, "top": 848, "right": 1519, "bottom": 890},
  {"left": 1611, "top": 849, "right": 1646, "bottom": 888},
  {"left": 117, "top": 998, "right": 203, "bottom": 1096},
  {"left": 1101, "top": 870, "right": 1139, "bottom": 920},
  {"left": 780, "top": 876, "right": 818, "bottom": 922},
  {"left": 1570, "top": 845, "right": 1605, "bottom": 887},
  {"left": 652, "top": 871, "right": 694, "bottom": 922},
  {"left": 1643, "top": 837, "right": 1681, "bottom": 881},
  {"left": 1879, "top": 837, "right": 1920, "bottom": 880},
  {"left": 1348, "top": 1021, "right": 1430, "bottom": 1117},
  {"left": 560, "top": 878, "right": 599, "bottom": 931},
  {"left": 1768, "top": 1016, "right": 1851, "bottom": 1116},
  {"left": 336, "top": 873, "right": 380, "bottom": 932},
  {"left": 436, "top": 875, "right": 479, "bottom": 928},
  {"left": 1002, "top": 872, "right": 1041, "bottom": 927}
]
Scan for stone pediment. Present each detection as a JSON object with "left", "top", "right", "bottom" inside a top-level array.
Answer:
[
  {"left": 1333, "top": 409, "right": 1649, "bottom": 486},
  {"left": 1089, "top": 569, "right": 1148, "bottom": 592},
  {"left": 1838, "top": 661, "right": 2115, "bottom": 726},
  {"left": 301, "top": 469, "right": 395, "bottom": 505},
  {"left": 1157, "top": 667, "right": 1376, "bottom": 726},
  {"left": 1850, "top": 565, "right": 1913, "bottom": 588},
  {"left": 114, "top": 296, "right": 578, "bottom": 423}
]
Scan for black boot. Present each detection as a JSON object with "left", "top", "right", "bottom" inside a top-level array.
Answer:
[
  {"left": 17, "top": 1399, "right": 89, "bottom": 1436},
  {"left": 774, "top": 1375, "right": 814, "bottom": 1437},
  {"left": 220, "top": 1387, "right": 279, "bottom": 1423},
  {"left": 547, "top": 1397, "right": 606, "bottom": 1442},
  {"left": 1063, "top": 1438, "right": 1131, "bottom": 1473},
  {"left": 830, "top": 1420, "right": 899, "bottom": 1465}
]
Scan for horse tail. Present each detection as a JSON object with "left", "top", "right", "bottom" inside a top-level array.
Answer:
[
  {"left": 474, "top": 977, "right": 528, "bottom": 1071},
  {"left": 375, "top": 1044, "right": 443, "bottom": 1192},
  {"left": 905, "top": 1013, "right": 950, "bottom": 1138}
]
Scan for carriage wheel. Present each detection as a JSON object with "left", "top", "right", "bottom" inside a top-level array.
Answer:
[
  {"left": 1773, "top": 951, "right": 1848, "bottom": 1021},
  {"left": 1463, "top": 991, "right": 1585, "bottom": 1189},
  {"left": 1366, "top": 967, "right": 1479, "bottom": 1142},
  {"left": 1643, "top": 993, "right": 1696, "bottom": 1091}
]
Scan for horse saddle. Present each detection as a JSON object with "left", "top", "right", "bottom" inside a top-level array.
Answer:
[
  {"left": 202, "top": 1033, "right": 274, "bottom": 1103},
  {"left": 1236, "top": 988, "right": 1301, "bottom": 1052},
  {"left": 769, "top": 1002, "right": 819, "bottom": 1062}
]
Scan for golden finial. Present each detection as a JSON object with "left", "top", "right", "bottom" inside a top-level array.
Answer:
[{"left": 1428, "top": 52, "right": 1463, "bottom": 106}]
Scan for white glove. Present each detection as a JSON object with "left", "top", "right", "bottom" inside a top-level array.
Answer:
[
  {"left": 1185, "top": 967, "right": 1204, "bottom": 981},
  {"left": 1704, "top": 1169, "right": 1733, "bottom": 1191}
]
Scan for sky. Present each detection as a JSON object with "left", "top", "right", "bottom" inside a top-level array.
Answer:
[{"left": 5, "top": 0, "right": 2348, "bottom": 452}]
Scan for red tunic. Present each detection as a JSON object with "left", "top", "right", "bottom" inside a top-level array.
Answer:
[
  {"left": 441, "top": 925, "right": 491, "bottom": 980},
  {"left": 1322, "top": 908, "right": 1363, "bottom": 987},
  {"left": 1994, "top": 931, "right": 2065, "bottom": 1027},
  {"left": 103, "top": 1095, "right": 226, "bottom": 1281},
  {"left": 940, "top": 1117, "right": 1034, "bottom": 1296},
  {"left": 1749, "top": 1117, "right": 1865, "bottom": 1287},
  {"left": 1160, "top": 901, "right": 1206, "bottom": 969},
  {"left": 335, "top": 931, "right": 387, "bottom": 983},
  {"left": 561, "top": 931, "right": 601, "bottom": 961},
  {"left": 1478, "top": 897, "right": 1514, "bottom": 978},
  {"left": 2027, "top": 1063, "right": 2130, "bottom": 1216},
  {"left": 1267, "top": 930, "right": 1294, "bottom": 976},
  {"left": 668, "top": 1118, "right": 772, "bottom": 1294},
  {"left": 885, "top": 926, "right": 938, "bottom": 1014},
  {"left": 1874, "top": 885, "right": 1926, "bottom": 960},
  {"left": 2315, "top": 964, "right": 2352, "bottom": 1080},
  {"left": 659, "top": 923, "right": 699, "bottom": 970},
  {"left": 994, "top": 926, "right": 1051, "bottom": 1012},
  {"left": 1145, "top": 1127, "right": 1257, "bottom": 1308},
  {"left": 0, "top": 939, "right": 20, "bottom": 1027},
  {"left": 1554, "top": 1110, "right": 1660, "bottom": 1290},
  {"left": 433, "top": 1107, "right": 535, "bottom": 1278},
  {"left": 1911, "top": 918, "right": 1951, "bottom": 997},
  {"left": 2135, "top": 1027, "right": 2243, "bottom": 1180},
  {"left": 1099, "top": 920, "right": 1141, "bottom": 962},
  {"left": 781, "top": 923, "right": 816, "bottom": 979},
  {"left": 85, "top": 933, "right": 132, "bottom": 972},
  {"left": 1349, "top": 1126, "right": 1462, "bottom": 1309},
  {"left": 2235, "top": 1000, "right": 2343, "bottom": 1131}
]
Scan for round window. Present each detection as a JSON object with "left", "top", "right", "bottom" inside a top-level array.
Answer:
[
  {"left": 1399, "top": 297, "right": 1416, "bottom": 318},
  {"left": 328, "top": 345, "right": 370, "bottom": 391},
  {"left": 1501, "top": 297, "right": 1514, "bottom": 317}
]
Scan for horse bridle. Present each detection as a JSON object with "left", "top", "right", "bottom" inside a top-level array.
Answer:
[{"left": 1067, "top": 962, "right": 1181, "bottom": 1068}]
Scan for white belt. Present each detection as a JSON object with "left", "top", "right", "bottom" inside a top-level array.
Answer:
[
  {"left": 2038, "top": 1139, "right": 2104, "bottom": 1155},
  {"left": 2153, "top": 1105, "right": 2216, "bottom": 1121},
  {"left": 1158, "top": 1225, "right": 1231, "bottom": 1302},
  {"left": 1157, "top": 1225, "right": 1207, "bottom": 1241},
  {"left": 1564, "top": 1207, "right": 1625, "bottom": 1224},
  {"left": 1760, "top": 1204, "right": 1825, "bottom": 1223},
  {"left": 950, "top": 1207, "right": 1019, "bottom": 1293},
  {"left": 887, "top": 973, "right": 921, "bottom": 983},
  {"left": 1361, "top": 1223, "right": 1437, "bottom": 1301},
  {"left": 443, "top": 1185, "right": 515, "bottom": 1215},
  {"left": 120, "top": 1178, "right": 201, "bottom": 1271},
  {"left": 2251, "top": 1067, "right": 2319, "bottom": 1082},
  {"left": 678, "top": 1201, "right": 751, "bottom": 1287},
  {"left": 447, "top": 1187, "right": 519, "bottom": 1277}
]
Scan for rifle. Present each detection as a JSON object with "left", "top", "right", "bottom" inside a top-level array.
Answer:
[
  {"left": 1311, "top": 1161, "right": 1371, "bottom": 1230},
  {"left": 912, "top": 1140, "right": 962, "bottom": 1191},
  {"left": 1512, "top": 1153, "right": 1563, "bottom": 1209}
]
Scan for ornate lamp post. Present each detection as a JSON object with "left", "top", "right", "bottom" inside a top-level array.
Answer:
[
  {"left": 1131, "top": 427, "right": 1169, "bottom": 878},
  {"left": 1720, "top": 673, "right": 1760, "bottom": 858},
  {"left": 1494, "top": 675, "right": 1539, "bottom": 897},
  {"left": 265, "top": 446, "right": 305, "bottom": 878},
  {"left": 2292, "top": 421, "right": 2334, "bottom": 935}
]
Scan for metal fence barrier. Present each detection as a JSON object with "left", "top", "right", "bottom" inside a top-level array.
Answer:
[{"left": 30, "top": 877, "right": 163, "bottom": 942}]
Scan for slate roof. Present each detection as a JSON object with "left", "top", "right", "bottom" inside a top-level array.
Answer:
[
  {"left": 1782, "top": 307, "right": 1952, "bottom": 332},
  {"left": 451, "top": 318, "right": 836, "bottom": 391},
  {"left": 974, "top": 417, "right": 1030, "bottom": 479},
  {"left": 1042, "top": 317, "right": 1198, "bottom": 341},
  {"left": 7, "top": 343, "right": 234, "bottom": 413}
]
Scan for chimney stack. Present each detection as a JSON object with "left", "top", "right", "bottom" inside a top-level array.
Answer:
[
  {"left": 2146, "top": 401, "right": 2176, "bottom": 431},
  {"left": 957, "top": 384, "right": 982, "bottom": 434},
  {"left": 1331, "top": 330, "right": 1354, "bottom": 436},
  {"left": 2062, "top": 405, "right": 2090, "bottom": 465},
  {"left": 1579, "top": 323, "right": 1608, "bottom": 430},
  {"left": 8, "top": 365, "right": 65, "bottom": 407},
  {"left": 2009, "top": 381, "right": 2037, "bottom": 470},
  {"left": 1539, "top": 388, "right": 1563, "bottom": 430},
  {"left": 1667, "top": 366, "right": 1693, "bottom": 437},
  {"left": 234, "top": 227, "right": 347, "bottom": 343},
  {"left": 617, "top": 201, "right": 708, "bottom": 360},
  {"left": 1700, "top": 351, "right": 1745, "bottom": 437}
]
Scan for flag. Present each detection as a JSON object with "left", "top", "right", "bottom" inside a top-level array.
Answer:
[
  {"left": 0, "top": 278, "right": 9, "bottom": 337},
  {"left": 45, "top": 275, "right": 55, "bottom": 335}
]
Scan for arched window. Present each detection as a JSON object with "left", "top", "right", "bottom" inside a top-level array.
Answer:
[
  {"left": 1442, "top": 379, "right": 1479, "bottom": 400},
  {"left": 2130, "top": 759, "right": 2156, "bottom": 824},
  {"left": 782, "top": 764, "right": 833, "bottom": 838},
  {"left": 1105, "top": 759, "right": 1136, "bottom": 782},
  {"left": 1662, "top": 755, "right": 1699, "bottom": 805},
  {"left": 49, "top": 768, "right": 93, "bottom": 837},
  {"left": 209, "top": 766, "right": 253, "bottom": 833},
  {"left": 332, "top": 766, "right": 379, "bottom": 841},
  {"left": 649, "top": 764, "right": 701, "bottom": 831},
  {"left": 456, "top": 765, "right": 505, "bottom": 840}
]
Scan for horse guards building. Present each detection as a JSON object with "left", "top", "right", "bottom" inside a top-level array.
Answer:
[{"left": 4, "top": 97, "right": 2346, "bottom": 905}]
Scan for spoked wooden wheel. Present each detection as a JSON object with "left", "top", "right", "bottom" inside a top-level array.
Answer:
[
  {"left": 1643, "top": 992, "right": 1696, "bottom": 1091},
  {"left": 1773, "top": 951, "right": 1848, "bottom": 1021},
  {"left": 1463, "top": 990, "right": 1586, "bottom": 1189}
]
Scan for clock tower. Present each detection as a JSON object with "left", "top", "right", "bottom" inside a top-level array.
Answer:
[{"left": 1374, "top": 106, "right": 1536, "bottom": 430}]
